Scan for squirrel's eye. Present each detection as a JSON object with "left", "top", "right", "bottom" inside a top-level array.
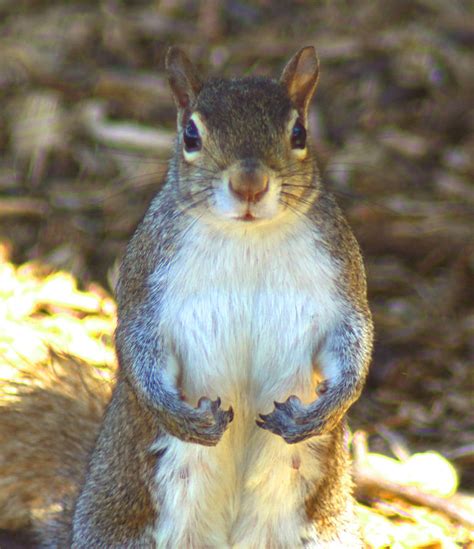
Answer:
[
  {"left": 183, "top": 120, "right": 202, "bottom": 152},
  {"left": 291, "top": 120, "right": 307, "bottom": 150}
]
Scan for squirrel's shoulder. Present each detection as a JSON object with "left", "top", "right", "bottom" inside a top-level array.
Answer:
[
  {"left": 116, "top": 185, "right": 182, "bottom": 308},
  {"left": 308, "top": 188, "right": 369, "bottom": 308}
]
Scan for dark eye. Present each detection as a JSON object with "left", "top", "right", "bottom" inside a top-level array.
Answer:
[
  {"left": 183, "top": 119, "right": 202, "bottom": 152},
  {"left": 291, "top": 120, "right": 307, "bottom": 149}
]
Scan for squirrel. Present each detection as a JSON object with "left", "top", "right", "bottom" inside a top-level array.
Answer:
[{"left": 0, "top": 46, "right": 373, "bottom": 548}]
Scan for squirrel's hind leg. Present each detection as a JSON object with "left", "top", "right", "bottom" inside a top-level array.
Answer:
[
  {"left": 301, "top": 422, "right": 363, "bottom": 548},
  {"left": 70, "top": 378, "right": 160, "bottom": 548}
]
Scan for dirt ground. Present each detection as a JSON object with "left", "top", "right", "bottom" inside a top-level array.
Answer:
[{"left": 0, "top": 1, "right": 473, "bottom": 546}]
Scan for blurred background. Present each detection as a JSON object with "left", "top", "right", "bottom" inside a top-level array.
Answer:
[{"left": 0, "top": 0, "right": 473, "bottom": 511}]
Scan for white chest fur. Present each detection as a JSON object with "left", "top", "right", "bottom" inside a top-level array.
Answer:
[{"left": 153, "top": 218, "right": 342, "bottom": 548}]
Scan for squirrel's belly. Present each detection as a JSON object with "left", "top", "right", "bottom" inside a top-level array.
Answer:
[{"left": 154, "top": 291, "right": 329, "bottom": 547}]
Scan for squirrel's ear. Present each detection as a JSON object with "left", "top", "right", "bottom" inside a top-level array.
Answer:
[
  {"left": 166, "top": 47, "right": 203, "bottom": 110},
  {"left": 280, "top": 46, "right": 319, "bottom": 118}
]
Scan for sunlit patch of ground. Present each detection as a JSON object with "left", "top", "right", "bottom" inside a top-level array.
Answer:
[
  {"left": 0, "top": 246, "right": 116, "bottom": 383},
  {"left": 0, "top": 252, "right": 472, "bottom": 546}
]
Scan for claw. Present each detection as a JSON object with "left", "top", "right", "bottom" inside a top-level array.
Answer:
[
  {"left": 259, "top": 413, "right": 270, "bottom": 421},
  {"left": 198, "top": 396, "right": 210, "bottom": 409},
  {"left": 316, "top": 381, "right": 329, "bottom": 395},
  {"left": 227, "top": 406, "right": 234, "bottom": 422},
  {"left": 256, "top": 419, "right": 269, "bottom": 430},
  {"left": 274, "top": 401, "right": 285, "bottom": 410}
]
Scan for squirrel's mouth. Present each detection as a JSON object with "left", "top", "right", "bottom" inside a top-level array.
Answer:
[{"left": 236, "top": 211, "right": 256, "bottom": 222}]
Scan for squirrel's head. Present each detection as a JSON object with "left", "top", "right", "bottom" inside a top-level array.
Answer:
[{"left": 166, "top": 46, "right": 320, "bottom": 227}]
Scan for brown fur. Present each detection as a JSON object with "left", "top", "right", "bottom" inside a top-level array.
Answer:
[
  {"left": 0, "top": 352, "right": 112, "bottom": 545},
  {"left": 69, "top": 377, "right": 159, "bottom": 547},
  {"left": 304, "top": 422, "right": 361, "bottom": 543}
]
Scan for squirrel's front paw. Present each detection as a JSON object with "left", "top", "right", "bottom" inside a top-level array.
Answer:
[
  {"left": 181, "top": 397, "right": 234, "bottom": 447},
  {"left": 256, "top": 393, "right": 337, "bottom": 444}
]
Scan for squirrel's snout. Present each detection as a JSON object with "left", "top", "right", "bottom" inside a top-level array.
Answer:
[{"left": 228, "top": 168, "right": 269, "bottom": 204}]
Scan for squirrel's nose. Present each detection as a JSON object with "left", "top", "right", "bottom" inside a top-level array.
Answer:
[{"left": 229, "top": 168, "right": 269, "bottom": 204}]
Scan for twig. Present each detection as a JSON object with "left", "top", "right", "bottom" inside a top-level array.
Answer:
[
  {"left": 444, "top": 444, "right": 474, "bottom": 463},
  {"left": 80, "top": 102, "right": 174, "bottom": 154},
  {"left": 0, "top": 198, "right": 48, "bottom": 217},
  {"left": 353, "top": 431, "right": 474, "bottom": 530}
]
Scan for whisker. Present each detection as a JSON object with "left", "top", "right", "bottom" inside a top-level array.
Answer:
[
  {"left": 202, "top": 143, "right": 225, "bottom": 172},
  {"left": 278, "top": 195, "right": 313, "bottom": 226},
  {"left": 281, "top": 183, "right": 317, "bottom": 190},
  {"left": 96, "top": 147, "right": 173, "bottom": 164},
  {"left": 186, "top": 163, "right": 221, "bottom": 176},
  {"left": 179, "top": 186, "right": 213, "bottom": 205},
  {"left": 280, "top": 190, "right": 316, "bottom": 209},
  {"left": 180, "top": 193, "right": 213, "bottom": 215},
  {"left": 179, "top": 208, "right": 206, "bottom": 242}
]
